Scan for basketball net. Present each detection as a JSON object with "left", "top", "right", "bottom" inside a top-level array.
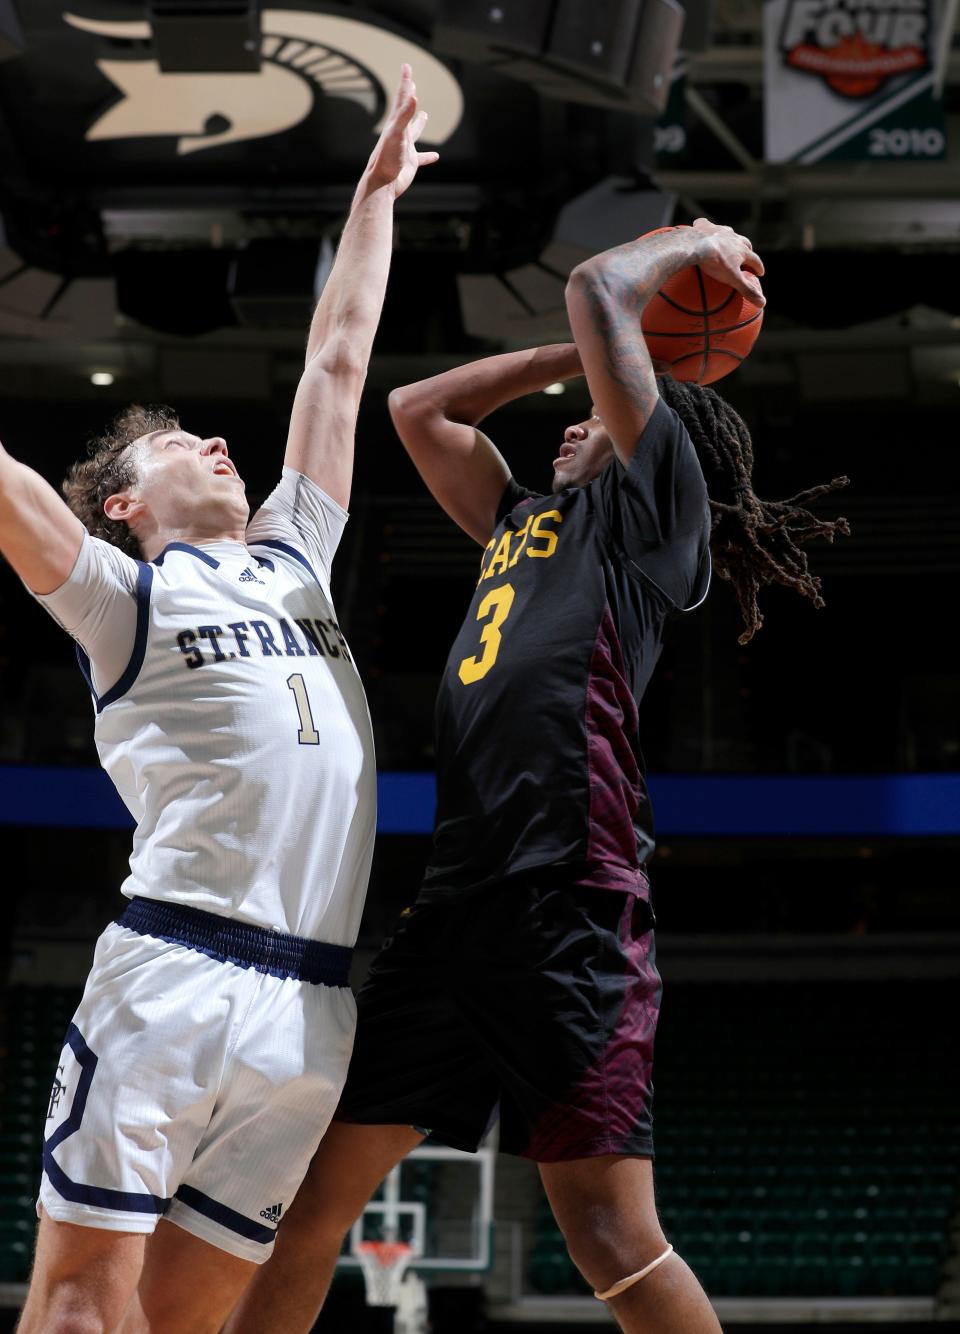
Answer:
[{"left": 356, "top": 1239, "right": 414, "bottom": 1308}]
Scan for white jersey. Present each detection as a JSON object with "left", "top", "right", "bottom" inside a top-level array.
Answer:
[{"left": 37, "top": 468, "right": 376, "bottom": 946}]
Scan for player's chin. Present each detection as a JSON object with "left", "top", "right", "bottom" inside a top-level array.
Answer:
[
  {"left": 551, "top": 463, "right": 572, "bottom": 491},
  {"left": 553, "top": 463, "right": 589, "bottom": 492}
]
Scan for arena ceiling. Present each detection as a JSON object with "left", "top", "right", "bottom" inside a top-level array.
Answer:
[{"left": 1, "top": 0, "right": 960, "bottom": 399}]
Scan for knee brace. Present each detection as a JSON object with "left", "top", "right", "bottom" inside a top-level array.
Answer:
[{"left": 593, "top": 1243, "right": 675, "bottom": 1302}]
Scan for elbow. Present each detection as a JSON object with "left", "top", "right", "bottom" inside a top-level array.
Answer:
[
  {"left": 565, "top": 260, "right": 617, "bottom": 325},
  {"left": 565, "top": 264, "right": 587, "bottom": 311},
  {"left": 306, "top": 334, "right": 368, "bottom": 382},
  {"left": 387, "top": 385, "right": 406, "bottom": 421},
  {"left": 566, "top": 259, "right": 591, "bottom": 292},
  {"left": 566, "top": 257, "right": 605, "bottom": 300},
  {"left": 387, "top": 383, "right": 426, "bottom": 426}
]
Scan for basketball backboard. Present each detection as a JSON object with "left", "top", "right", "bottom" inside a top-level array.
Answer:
[{"left": 341, "top": 1143, "right": 495, "bottom": 1274}]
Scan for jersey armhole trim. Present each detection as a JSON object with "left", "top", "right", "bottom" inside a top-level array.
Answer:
[
  {"left": 253, "top": 538, "right": 322, "bottom": 587},
  {"left": 681, "top": 551, "right": 712, "bottom": 614},
  {"left": 598, "top": 470, "right": 713, "bottom": 614},
  {"left": 619, "top": 548, "right": 712, "bottom": 614},
  {"left": 591, "top": 477, "right": 670, "bottom": 606},
  {"left": 77, "top": 562, "right": 154, "bottom": 714}
]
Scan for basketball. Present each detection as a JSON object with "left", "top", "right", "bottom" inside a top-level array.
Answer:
[{"left": 640, "top": 226, "right": 764, "bottom": 385}]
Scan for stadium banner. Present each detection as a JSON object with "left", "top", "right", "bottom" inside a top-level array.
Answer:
[{"left": 763, "top": 0, "right": 945, "bottom": 162}]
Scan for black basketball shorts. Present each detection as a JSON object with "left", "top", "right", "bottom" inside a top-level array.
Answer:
[{"left": 336, "top": 880, "right": 661, "bottom": 1162}]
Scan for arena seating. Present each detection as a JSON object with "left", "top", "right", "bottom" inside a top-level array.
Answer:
[
  {"left": 3, "top": 980, "right": 956, "bottom": 1300},
  {"left": 0, "top": 987, "right": 80, "bottom": 1281},
  {"left": 529, "top": 980, "right": 958, "bottom": 1299}
]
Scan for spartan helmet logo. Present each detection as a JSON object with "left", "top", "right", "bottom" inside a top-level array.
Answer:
[{"left": 64, "top": 9, "right": 463, "bottom": 155}]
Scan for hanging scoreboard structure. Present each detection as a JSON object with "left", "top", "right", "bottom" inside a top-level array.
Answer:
[{"left": 433, "top": 0, "right": 685, "bottom": 117}]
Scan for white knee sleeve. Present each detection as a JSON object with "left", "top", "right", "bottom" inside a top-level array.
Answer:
[{"left": 593, "top": 1243, "right": 675, "bottom": 1302}]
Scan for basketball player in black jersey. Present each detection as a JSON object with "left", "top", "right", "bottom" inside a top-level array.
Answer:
[{"left": 226, "top": 221, "right": 848, "bottom": 1333}]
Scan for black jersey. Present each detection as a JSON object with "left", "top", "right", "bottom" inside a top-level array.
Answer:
[{"left": 420, "top": 398, "right": 711, "bottom": 901}]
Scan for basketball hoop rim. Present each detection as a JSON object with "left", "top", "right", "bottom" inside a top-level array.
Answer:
[{"left": 356, "top": 1239, "right": 414, "bottom": 1264}]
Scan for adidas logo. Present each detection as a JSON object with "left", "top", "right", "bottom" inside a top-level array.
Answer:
[
  {"left": 259, "top": 1202, "right": 283, "bottom": 1223},
  {"left": 239, "top": 567, "right": 265, "bottom": 584}
]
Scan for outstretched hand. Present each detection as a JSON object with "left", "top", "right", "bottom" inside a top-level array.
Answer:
[
  {"left": 692, "top": 217, "right": 766, "bottom": 308},
  {"left": 364, "top": 64, "right": 439, "bottom": 199}
]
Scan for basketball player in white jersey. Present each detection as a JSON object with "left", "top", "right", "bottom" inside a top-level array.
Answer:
[{"left": 0, "top": 67, "right": 437, "bottom": 1334}]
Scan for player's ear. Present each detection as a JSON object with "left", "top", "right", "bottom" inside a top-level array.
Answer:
[{"left": 104, "top": 492, "right": 145, "bottom": 526}]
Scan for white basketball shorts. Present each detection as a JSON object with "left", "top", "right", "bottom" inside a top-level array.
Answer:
[{"left": 39, "top": 897, "right": 356, "bottom": 1263}]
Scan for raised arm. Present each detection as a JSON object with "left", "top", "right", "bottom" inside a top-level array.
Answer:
[
  {"left": 565, "top": 220, "right": 765, "bottom": 468},
  {"left": 389, "top": 343, "right": 583, "bottom": 545},
  {"left": 284, "top": 64, "right": 438, "bottom": 509},
  {"left": 0, "top": 440, "right": 86, "bottom": 594}
]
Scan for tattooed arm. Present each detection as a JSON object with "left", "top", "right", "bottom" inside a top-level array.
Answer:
[{"left": 564, "top": 220, "right": 765, "bottom": 468}]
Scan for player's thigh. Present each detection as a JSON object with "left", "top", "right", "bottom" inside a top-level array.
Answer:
[
  {"left": 41, "top": 926, "right": 240, "bottom": 1231},
  {"left": 286, "top": 1121, "right": 425, "bottom": 1237},
  {"left": 19, "top": 1211, "right": 145, "bottom": 1333},
  {"left": 165, "top": 975, "right": 356, "bottom": 1262},
  {"left": 120, "top": 1218, "right": 256, "bottom": 1333},
  {"left": 338, "top": 903, "right": 499, "bottom": 1152},
  {"left": 452, "top": 883, "right": 660, "bottom": 1161}
]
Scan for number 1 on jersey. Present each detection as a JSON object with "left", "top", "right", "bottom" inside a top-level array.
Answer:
[
  {"left": 458, "top": 583, "right": 515, "bottom": 685},
  {"left": 287, "top": 673, "right": 320, "bottom": 744}
]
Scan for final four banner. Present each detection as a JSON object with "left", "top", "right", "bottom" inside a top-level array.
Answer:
[{"left": 764, "top": 0, "right": 945, "bottom": 162}]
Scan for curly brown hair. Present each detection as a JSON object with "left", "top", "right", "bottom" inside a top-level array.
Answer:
[
  {"left": 62, "top": 405, "right": 180, "bottom": 558},
  {"left": 658, "top": 377, "right": 850, "bottom": 644}
]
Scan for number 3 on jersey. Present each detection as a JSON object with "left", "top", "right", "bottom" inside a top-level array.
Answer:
[{"left": 458, "top": 584, "right": 515, "bottom": 685}]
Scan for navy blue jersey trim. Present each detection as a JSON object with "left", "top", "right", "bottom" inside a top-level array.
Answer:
[
  {"left": 95, "top": 562, "right": 154, "bottom": 713},
  {"left": 253, "top": 539, "right": 321, "bottom": 586},
  {"left": 74, "top": 564, "right": 154, "bottom": 713},
  {"left": 175, "top": 1184, "right": 276, "bottom": 1244},
  {"left": 153, "top": 542, "right": 220, "bottom": 569},
  {"left": 43, "top": 1023, "right": 171, "bottom": 1215},
  {"left": 255, "top": 556, "right": 275, "bottom": 572},
  {"left": 75, "top": 645, "right": 94, "bottom": 696}
]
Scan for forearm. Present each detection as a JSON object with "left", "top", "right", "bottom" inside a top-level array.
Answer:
[
  {"left": 303, "top": 181, "right": 394, "bottom": 369},
  {"left": 565, "top": 226, "right": 742, "bottom": 395},
  {"left": 391, "top": 343, "right": 583, "bottom": 426},
  {"left": 570, "top": 227, "right": 714, "bottom": 320}
]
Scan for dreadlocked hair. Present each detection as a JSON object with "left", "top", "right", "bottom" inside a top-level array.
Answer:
[
  {"left": 657, "top": 376, "right": 850, "bottom": 645},
  {"left": 63, "top": 404, "right": 180, "bottom": 559}
]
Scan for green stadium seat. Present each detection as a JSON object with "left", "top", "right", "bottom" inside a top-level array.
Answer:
[
  {"left": 0, "top": 1240, "right": 31, "bottom": 1283},
  {"left": 904, "top": 1254, "right": 942, "bottom": 1296}
]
